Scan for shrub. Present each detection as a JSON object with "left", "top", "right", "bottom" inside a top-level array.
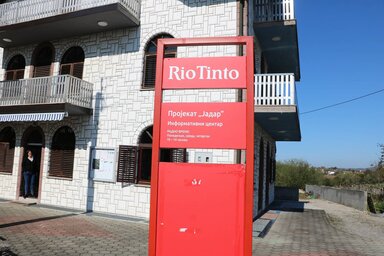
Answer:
[{"left": 276, "top": 159, "right": 323, "bottom": 189}]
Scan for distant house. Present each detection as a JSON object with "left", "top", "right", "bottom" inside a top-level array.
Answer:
[{"left": 0, "top": 0, "right": 301, "bottom": 219}]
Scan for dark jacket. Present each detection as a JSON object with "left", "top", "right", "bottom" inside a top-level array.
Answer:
[{"left": 22, "top": 157, "right": 36, "bottom": 174}]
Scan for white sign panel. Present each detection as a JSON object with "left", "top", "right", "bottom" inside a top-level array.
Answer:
[{"left": 91, "top": 148, "right": 116, "bottom": 182}]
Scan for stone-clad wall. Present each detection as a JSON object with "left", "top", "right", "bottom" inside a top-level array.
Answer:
[
  {"left": 253, "top": 123, "right": 276, "bottom": 217},
  {"left": 0, "top": 0, "right": 276, "bottom": 219},
  {"left": 0, "top": 0, "right": 245, "bottom": 218}
]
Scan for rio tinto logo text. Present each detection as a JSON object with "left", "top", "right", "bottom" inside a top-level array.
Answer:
[
  {"left": 162, "top": 56, "right": 246, "bottom": 89},
  {"left": 168, "top": 65, "right": 240, "bottom": 81}
]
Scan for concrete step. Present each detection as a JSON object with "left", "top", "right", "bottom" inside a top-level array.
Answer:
[
  {"left": 253, "top": 218, "right": 271, "bottom": 237},
  {"left": 12, "top": 197, "right": 37, "bottom": 206},
  {"left": 253, "top": 210, "right": 280, "bottom": 238}
]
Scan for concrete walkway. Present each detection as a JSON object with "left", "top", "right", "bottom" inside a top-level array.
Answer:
[
  {"left": 0, "top": 199, "right": 383, "bottom": 255},
  {"left": 253, "top": 200, "right": 384, "bottom": 256}
]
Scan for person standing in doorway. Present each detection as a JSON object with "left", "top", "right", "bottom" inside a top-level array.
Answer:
[{"left": 22, "top": 150, "right": 36, "bottom": 198}]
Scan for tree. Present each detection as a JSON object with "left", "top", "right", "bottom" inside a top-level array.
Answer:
[{"left": 276, "top": 159, "right": 323, "bottom": 189}]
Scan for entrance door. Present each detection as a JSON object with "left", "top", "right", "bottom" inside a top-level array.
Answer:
[{"left": 20, "top": 127, "right": 44, "bottom": 199}]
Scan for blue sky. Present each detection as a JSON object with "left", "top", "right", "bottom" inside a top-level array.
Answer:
[{"left": 276, "top": 0, "right": 384, "bottom": 168}]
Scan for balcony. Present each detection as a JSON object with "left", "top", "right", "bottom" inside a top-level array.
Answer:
[
  {"left": 254, "top": 73, "right": 301, "bottom": 141},
  {"left": 0, "top": 0, "right": 141, "bottom": 48},
  {"left": 0, "top": 75, "right": 93, "bottom": 118},
  {"left": 253, "top": 0, "right": 300, "bottom": 80}
]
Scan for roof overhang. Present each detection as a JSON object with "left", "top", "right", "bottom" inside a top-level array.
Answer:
[
  {"left": 0, "top": 3, "right": 139, "bottom": 48},
  {"left": 255, "top": 105, "right": 301, "bottom": 141},
  {"left": 254, "top": 20, "right": 300, "bottom": 81}
]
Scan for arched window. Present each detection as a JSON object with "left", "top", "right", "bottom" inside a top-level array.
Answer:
[
  {"left": 60, "top": 46, "right": 85, "bottom": 79},
  {"left": 32, "top": 43, "right": 54, "bottom": 78},
  {"left": 142, "top": 34, "right": 176, "bottom": 89},
  {"left": 137, "top": 126, "right": 154, "bottom": 183},
  {"left": 49, "top": 126, "right": 75, "bottom": 179},
  {"left": 0, "top": 127, "right": 16, "bottom": 174},
  {"left": 5, "top": 54, "right": 25, "bottom": 81},
  {"left": 116, "top": 125, "right": 186, "bottom": 184}
]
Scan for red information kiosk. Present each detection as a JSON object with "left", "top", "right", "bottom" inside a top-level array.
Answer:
[{"left": 149, "top": 37, "right": 254, "bottom": 256}]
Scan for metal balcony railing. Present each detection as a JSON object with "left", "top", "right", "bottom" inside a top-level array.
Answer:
[
  {"left": 0, "top": 75, "right": 93, "bottom": 109},
  {"left": 254, "top": 0, "right": 295, "bottom": 22},
  {"left": 255, "top": 73, "right": 296, "bottom": 106},
  {"left": 0, "top": 0, "right": 141, "bottom": 26}
]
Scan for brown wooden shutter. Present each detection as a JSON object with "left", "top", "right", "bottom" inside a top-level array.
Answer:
[
  {"left": 171, "top": 148, "right": 187, "bottom": 163},
  {"left": 15, "top": 69, "right": 25, "bottom": 80},
  {"left": 60, "top": 64, "right": 71, "bottom": 75},
  {"left": 73, "top": 62, "right": 84, "bottom": 79},
  {"left": 49, "top": 149, "right": 75, "bottom": 178},
  {"left": 0, "top": 143, "right": 7, "bottom": 172},
  {"left": 5, "top": 70, "right": 24, "bottom": 80},
  {"left": 0, "top": 142, "right": 13, "bottom": 174},
  {"left": 60, "top": 62, "right": 84, "bottom": 79},
  {"left": 62, "top": 149, "right": 75, "bottom": 178},
  {"left": 117, "top": 145, "right": 138, "bottom": 184},
  {"left": 49, "top": 150, "right": 62, "bottom": 176},
  {"left": 5, "top": 71, "right": 15, "bottom": 81},
  {"left": 143, "top": 54, "right": 156, "bottom": 88},
  {"left": 143, "top": 52, "right": 176, "bottom": 89},
  {"left": 5, "top": 147, "right": 14, "bottom": 174},
  {"left": 33, "top": 65, "right": 51, "bottom": 77},
  {"left": 49, "top": 126, "right": 75, "bottom": 179}
]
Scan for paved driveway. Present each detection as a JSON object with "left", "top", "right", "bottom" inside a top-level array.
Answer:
[
  {"left": 253, "top": 208, "right": 384, "bottom": 256},
  {"left": 0, "top": 200, "right": 383, "bottom": 255},
  {"left": 0, "top": 202, "right": 148, "bottom": 256}
]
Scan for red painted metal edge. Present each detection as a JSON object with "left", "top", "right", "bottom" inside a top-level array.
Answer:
[
  {"left": 244, "top": 36, "right": 255, "bottom": 256},
  {"left": 149, "top": 39, "right": 165, "bottom": 256},
  {"left": 159, "top": 36, "right": 250, "bottom": 47},
  {"left": 149, "top": 36, "right": 254, "bottom": 256}
]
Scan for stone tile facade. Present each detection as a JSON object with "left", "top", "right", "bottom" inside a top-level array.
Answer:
[{"left": 0, "top": 0, "right": 276, "bottom": 219}]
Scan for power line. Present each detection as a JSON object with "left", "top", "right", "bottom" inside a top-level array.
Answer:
[{"left": 300, "top": 88, "right": 384, "bottom": 115}]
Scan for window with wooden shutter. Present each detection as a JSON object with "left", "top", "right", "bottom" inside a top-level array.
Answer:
[
  {"left": 142, "top": 34, "right": 176, "bottom": 89},
  {"left": 4, "top": 145, "right": 14, "bottom": 174},
  {"left": 5, "top": 54, "right": 25, "bottom": 81},
  {"left": 3, "top": 55, "right": 25, "bottom": 98},
  {"left": 32, "top": 44, "right": 54, "bottom": 78},
  {"left": 73, "top": 62, "right": 84, "bottom": 79},
  {"left": 49, "top": 126, "right": 75, "bottom": 179},
  {"left": 33, "top": 65, "right": 51, "bottom": 77},
  {"left": 60, "top": 64, "right": 71, "bottom": 75},
  {"left": 117, "top": 145, "right": 138, "bottom": 184},
  {"left": 0, "top": 127, "right": 16, "bottom": 174},
  {"left": 60, "top": 47, "right": 85, "bottom": 79},
  {"left": 5, "top": 69, "right": 25, "bottom": 81},
  {"left": 142, "top": 54, "right": 157, "bottom": 87},
  {"left": 117, "top": 126, "right": 187, "bottom": 185},
  {"left": 0, "top": 143, "right": 7, "bottom": 171}
]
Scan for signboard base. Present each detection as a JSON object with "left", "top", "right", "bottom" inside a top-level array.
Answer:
[{"left": 156, "top": 162, "right": 245, "bottom": 256}]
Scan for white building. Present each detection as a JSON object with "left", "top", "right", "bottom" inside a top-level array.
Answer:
[{"left": 0, "top": 0, "right": 300, "bottom": 220}]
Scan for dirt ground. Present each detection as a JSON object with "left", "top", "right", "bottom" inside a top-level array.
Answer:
[{"left": 305, "top": 199, "right": 384, "bottom": 242}]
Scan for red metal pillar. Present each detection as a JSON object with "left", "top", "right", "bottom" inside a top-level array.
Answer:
[{"left": 149, "top": 36, "right": 254, "bottom": 256}]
